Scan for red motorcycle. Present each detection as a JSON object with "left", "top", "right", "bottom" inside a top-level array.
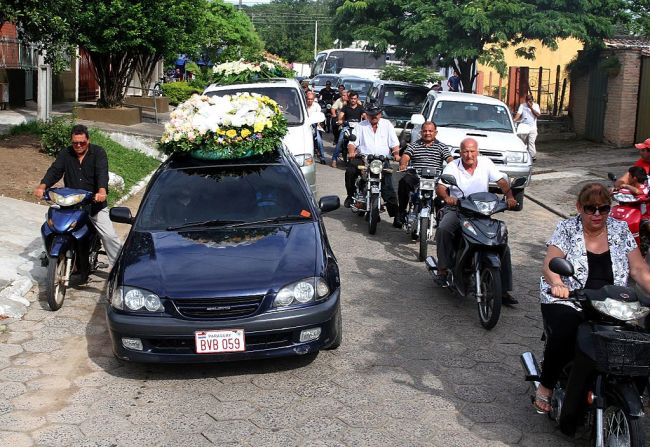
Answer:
[{"left": 608, "top": 173, "right": 650, "bottom": 256}]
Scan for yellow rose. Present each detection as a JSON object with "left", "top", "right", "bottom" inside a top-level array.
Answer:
[
  {"left": 241, "top": 129, "right": 251, "bottom": 138},
  {"left": 265, "top": 120, "right": 273, "bottom": 128},
  {"left": 225, "top": 129, "right": 237, "bottom": 138},
  {"left": 253, "top": 122, "right": 264, "bottom": 133}
]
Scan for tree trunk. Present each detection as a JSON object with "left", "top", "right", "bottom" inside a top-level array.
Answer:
[
  {"left": 455, "top": 59, "right": 478, "bottom": 93},
  {"left": 87, "top": 50, "right": 137, "bottom": 108},
  {"left": 135, "top": 53, "right": 161, "bottom": 96}
]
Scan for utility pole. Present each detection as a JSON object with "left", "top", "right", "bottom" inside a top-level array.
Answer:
[
  {"left": 238, "top": 0, "right": 242, "bottom": 10},
  {"left": 37, "top": 51, "right": 51, "bottom": 121},
  {"left": 314, "top": 20, "right": 318, "bottom": 57}
]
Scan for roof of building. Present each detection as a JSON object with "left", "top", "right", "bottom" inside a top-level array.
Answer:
[{"left": 604, "top": 36, "right": 650, "bottom": 53}]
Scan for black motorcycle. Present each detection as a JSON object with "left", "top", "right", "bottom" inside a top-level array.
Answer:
[
  {"left": 403, "top": 167, "right": 441, "bottom": 261},
  {"left": 340, "top": 120, "right": 359, "bottom": 164},
  {"left": 319, "top": 101, "right": 332, "bottom": 133},
  {"left": 350, "top": 154, "right": 393, "bottom": 235},
  {"left": 521, "top": 257, "right": 650, "bottom": 446},
  {"left": 424, "top": 174, "right": 525, "bottom": 329}
]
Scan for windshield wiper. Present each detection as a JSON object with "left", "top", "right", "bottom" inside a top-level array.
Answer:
[
  {"left": 167, "top": 219, "right": 245, "bottom": 231},
  {"left": 436, "top": 123, "right": 476, "bottom": 128},
  {"left": 474, "top": 127, "right": 512, "bottom": 133},
  {"left": 226, "top": 214, "right": 311, "bottom": 228}
]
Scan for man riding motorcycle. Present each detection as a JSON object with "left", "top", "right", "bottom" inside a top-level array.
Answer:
[
  {"left": 344, "top": 105, "right": 401, "bottom": 227},
  {"left": 333, "top": 91, "right": 366, "bottom": 167},
  {"left": 435, "top": 137, "right": 519, "bottom": 305},
  {"left": 397, "top": 120, "right": 454, "bottom": 227}
]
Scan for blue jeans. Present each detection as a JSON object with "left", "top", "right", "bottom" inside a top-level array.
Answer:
[
  {"left": 332, "top": 131, "right": 345, "bottom": 162},
  {"left": 313, "top": 127, "right": 325, "bottom": 161}
]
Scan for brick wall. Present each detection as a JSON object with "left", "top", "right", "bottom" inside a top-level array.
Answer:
[
  {"left": 603, "top": 49, "right": 641, "bottom": 147},
  {"left": 0, "top": 23, "right": 20, "bottom": 68},
  {"left": 570, "top": 72, "right": 589, "bottom": 136}
]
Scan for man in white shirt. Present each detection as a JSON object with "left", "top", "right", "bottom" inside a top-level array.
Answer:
[
  {"left": 435, "top": 138, "right": 519, "bottom": 304},
  {"left": 305, "top": 91, "right": 327, "bottom": 164},
  {"left": 344, "top": 105, "right": 402, "bottom": 227},
  {"left": 513, "top": 94, "right": 541, "bottom": 161}
]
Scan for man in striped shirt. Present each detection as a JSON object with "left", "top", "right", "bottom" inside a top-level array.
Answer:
[{"left": 397, "top": 121, "right": 453, "bottom": 224}]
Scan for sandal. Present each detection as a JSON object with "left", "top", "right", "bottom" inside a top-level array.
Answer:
[{"left": 532, "top": 389, "right": 552, "bottom": 414}]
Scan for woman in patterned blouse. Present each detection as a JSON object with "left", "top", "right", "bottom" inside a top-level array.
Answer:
[{"left": 533, "top": 182, "right": 650, "bottom": 413}]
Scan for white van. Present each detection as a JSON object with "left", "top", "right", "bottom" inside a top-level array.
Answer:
[
  {"left": 204, "top": 79, "right": 322, "bottom": 194},
  {"left": 410, "top": 92, "right": 532, "bottom": 209}
]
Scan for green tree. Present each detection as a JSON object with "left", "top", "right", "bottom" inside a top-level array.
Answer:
[
  {"left": 333, "top": 0, "right": 629, "bottom": 93},
  {"left": 248, "top": 0, "right": 335, "bottom": 63},
  {"left": 203, "top": 1, "right": 264, "bottom": 63},
  {"left": 628, "top": 0, "right": 650, "bottom": 37}
]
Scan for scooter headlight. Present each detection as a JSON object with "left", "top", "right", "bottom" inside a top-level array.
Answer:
[
  {"left": 49, "top": 191, "right": 86, "bottom": 206},
  {"left": 473, "top": 200, "right": 497, "bottom": 215},
  {"left": 592, "top": 298, "right": 650, "bottom": 321},
  {"left": 369, "top": 160, "right": 383, "bottom": 175}
]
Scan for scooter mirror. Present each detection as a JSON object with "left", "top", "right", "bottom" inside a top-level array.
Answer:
[
  {"left": 348, "top": 134, "right": 357, "bottom": 142},
  {"left": 511, "top": 177, "right": 527, "bottom": 188},
  {"left": 440, "top": 174, "right": 457, "bottom": 186},
  {"left": 607, "top": 172, "right": 617, "bottom": 182},
  {"left": 548, "top": 257, "right": 574, "bottom": 277}
]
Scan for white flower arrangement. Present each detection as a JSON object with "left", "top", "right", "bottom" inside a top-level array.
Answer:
[{"left": 159, "top": 93, "right": 287, "bottom": 159}]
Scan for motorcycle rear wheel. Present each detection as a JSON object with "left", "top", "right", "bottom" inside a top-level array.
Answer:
[
  {"left": 477, "top": 267, "right": 502, "bottom": 329},
  {"left": 46, "top": 253, "right": 68, "bottom": 311},
  {"left": 596, "top": 401, "right": 645, "bottom": 447},
  {"left": 418, "top": 216, "right": 429, "bottom": 261},
  {"left": 368, "top": 194, "right": 380, "bottom": 235}
]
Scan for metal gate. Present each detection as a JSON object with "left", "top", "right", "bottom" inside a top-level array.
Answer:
[
  {"left": 78, "top": 48, "right": 98, "bottom": 101},
  {"left": 637, "top": 56, "right": 650, "bottom": 142},
  {"left": 585, "top": 67, "right": 608, "bottom": 142}
]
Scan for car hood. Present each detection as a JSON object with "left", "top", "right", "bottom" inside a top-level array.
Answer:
[
  {"left": 437, "top": 127, "right": 527, "bottom": 152},
  {"left": 284, "top": 125, "right": 313, "bottom": 157},
  {"left": 119, "top": 223, "right": 320, "bottom": 298}
]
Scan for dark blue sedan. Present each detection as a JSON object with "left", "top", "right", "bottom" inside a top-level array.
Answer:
[{"left": 107, "top": 148, "right": 341, "bottom": 363}]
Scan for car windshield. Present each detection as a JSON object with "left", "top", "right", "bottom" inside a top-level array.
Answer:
[
  {"left": 341, "top": 79, "right": 373, "bottom": 101},
  {"left": 311, "top": 75, "right": 340, "bottom": 90},
  {"left": 205, "top": 87, "right": 304, "bottom": 126},
  {"left": 382, "top": 86, "right": 428, "bottom": 108},
  {"left": 137, "top": 164, "right": 313, "bottom": 231},
  {"left": 432, "top": 100, "right": 513, "bottom": 132}
]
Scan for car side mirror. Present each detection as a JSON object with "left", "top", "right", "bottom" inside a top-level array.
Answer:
[
  {"left": 410, "top": 113, "right": 425, "bottom": 126},
  {"left": 319, "top": 195, "right": 340, "bottom": 213},
  {"left": 439, "top": 174, "right": 457, "bottom": 186},
  {"left": 548, "top": 257, "right": 574, "bottom": 277},
  {"left": 511, "top": 177, "right": 527, "bottom": 188},
  {"left": 309, "top": 111, "right": 326, "bottom": 125},
  {"left": 110, "top": 207, "right": 134, "bottom": 225}
]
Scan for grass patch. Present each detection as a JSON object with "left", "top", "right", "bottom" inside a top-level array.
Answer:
[
  {"left": 89, "top": 129, "right": 161, "bottom": 206},
  {"left": 5, "top": 120, "right": 43, "bottom": 137}
]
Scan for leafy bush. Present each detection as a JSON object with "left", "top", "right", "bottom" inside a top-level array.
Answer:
[
  {"left": 379, "top": 65, "right": 443, "bottom": 85},
  {"left": 161, "top": 82, "right": 203, "bottom": 106},
  {"left": 40, "top": 116, "right": 74, "bottom": 156}
]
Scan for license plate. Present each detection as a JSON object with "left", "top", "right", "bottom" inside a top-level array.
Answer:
[
  {"left": 371, "top": 186, "right": 380, "bottom": 193},
  {"left": 195, "top": 329, "right": 245, "bottom": 354}
]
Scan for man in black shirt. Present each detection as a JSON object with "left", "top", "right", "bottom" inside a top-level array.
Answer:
[
  {"left": 332, "top": 91, "right": 366, "bottom": 165},
  {"left": 34, "top": 124, "right": 122, "bottom": 265},
  {"left": 318, "top": 81, "right": 336, "bottom": 105},
  {"left": 397, "top": 121, "right": 453, "bottom": 226}
]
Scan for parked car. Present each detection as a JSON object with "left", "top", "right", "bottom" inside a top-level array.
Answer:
[
  {"left": 107, "top": 148, "right": 342, "bottom": 363},
  {"left": 410, "top": 92, "right": 532, "bottom": 210},
  {"left": 203, "top": 79, "right": 319, "bottom": 194},
  {"left": 338, "top": 76, "right": 374, "bottom": 102},
  {"left": 364, "top": 80, "right": 429, "bottom": 140}
]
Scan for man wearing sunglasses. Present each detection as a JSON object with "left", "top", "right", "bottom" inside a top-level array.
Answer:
[
  {"left": 34, "top": 124, "right": 122, "bottom": 266},
  {"left": 613, "top": 138, "right": 650, "bottom": 190}
]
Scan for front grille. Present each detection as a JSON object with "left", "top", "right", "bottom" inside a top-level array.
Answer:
[
  {"left": 172, "top": 295, "right": 264, "bottom": 319},
  {"left": 147, "top": 332, "right": 293, "bottom": 354},
  {"left": 480, "top": 151, "right": 505, "bottom": 164}
]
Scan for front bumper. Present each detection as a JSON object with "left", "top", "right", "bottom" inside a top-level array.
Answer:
[{"left": 106, "top": 290, "right": 341, "bottom": 363}]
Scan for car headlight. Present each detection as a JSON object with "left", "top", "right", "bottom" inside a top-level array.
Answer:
[
  {"left": 273, "top": 277, "right": 330, "bottom": 308},
  {"left": 473, "top": 200, "right": 497, "bottom": 215},
  {"left": 111, "top": 286, "right": 163, "bottom": 312},
  {"left": 49, "top": 191, "right": 86, "bottom": 206},
  {"left": 592, "top": 298, "right": 650, "bottom": 321},
  {"left": 294, "top": 154, "right": 314, "bottom": 167},
  {"left": 369, "top": 160, "right": 383, "bottom": 175},
  {"left": 505, "top": 151, "right": 528, "bottom": 164}
]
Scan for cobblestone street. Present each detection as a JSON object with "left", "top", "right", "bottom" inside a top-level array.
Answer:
[{"left": 0, "top": 141, "right": 648, "bottom": 446}]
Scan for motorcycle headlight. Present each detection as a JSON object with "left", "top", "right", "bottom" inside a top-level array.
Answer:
[
  {"left": 419, "top": 179, "right": 437, "bottom": 191},
  {"left": 592, "top": 298, "right": 650, "bottom": 321},
  {"left": 111, "top": 286, "right": 163, "bottom": 312},
  {"left": 273, "top": 277, "right": 330, "bottom": 308},
  {"left": 369, "top": 160, "right": 383, "bottom": 175},
  {"left": 505, "top": 152, "right": 528, "bottom": 164},
  {"left": 473, "top": 200, "right": 497, "bottom": 215},
  {"left": 49, "top": 191, "right": 86, "bottom": 206}
]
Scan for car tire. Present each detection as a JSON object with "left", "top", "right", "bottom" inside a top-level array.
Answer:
[{"left": 513, "top": 189, "right": 525, "bottom": 211}]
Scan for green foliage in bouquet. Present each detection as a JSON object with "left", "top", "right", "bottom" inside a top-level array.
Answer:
[{"left": 211, "top": 60, "right": 293, "bottom": 86}]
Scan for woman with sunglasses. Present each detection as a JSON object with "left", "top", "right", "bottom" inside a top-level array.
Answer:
[{"left": 533, "top": 182, "right": 650, "bottom": 413}]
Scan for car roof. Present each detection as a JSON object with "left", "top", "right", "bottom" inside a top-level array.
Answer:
[
  {"left": 430, "top": 91, "right": 507, "bottom": 106},
  {"left": 163, "top": 148, "right": 288, "bottom": 171},
  {"left": 204, "top": 78, "right": 300, "bottom": 93}
]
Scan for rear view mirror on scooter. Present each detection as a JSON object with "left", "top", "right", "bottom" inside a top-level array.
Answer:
[
  {"left": 548, "top": 257, "right": 574, "bottom": 277},
  {"left": 440, "top": 174, "right": 457, "bottom": 186},
  {"left": 607, "top": 172, "right": 617, "bottom": 182},
  {"left": 511, "top": 177, "right": 527, "bottom": 188}
]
